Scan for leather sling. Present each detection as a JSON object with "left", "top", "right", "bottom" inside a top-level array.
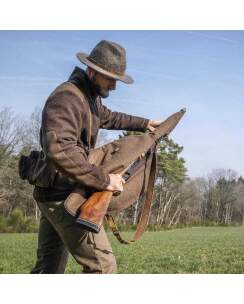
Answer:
[{"left": 105, "top": 150, "right": 157, "bottom": 244}]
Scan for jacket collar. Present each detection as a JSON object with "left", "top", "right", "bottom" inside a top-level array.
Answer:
[{"left": 68, "top": 66, "right": 98, "bottom": 99}]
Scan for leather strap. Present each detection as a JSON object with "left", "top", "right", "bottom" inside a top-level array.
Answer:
[
  {"left": 67, "top": 82, "right": 93, "bottom": 149},
  {"left": 105, "top": 148, "right": 157, "bottom": 244}
]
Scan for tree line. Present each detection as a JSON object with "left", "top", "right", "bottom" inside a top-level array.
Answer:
[{"left": 0, "top": 106, "right": 244, "bottom": 232}]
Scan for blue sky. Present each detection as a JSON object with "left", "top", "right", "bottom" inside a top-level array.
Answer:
[{"left": 0, "top": 30, "right": 244, "bottom": 178}]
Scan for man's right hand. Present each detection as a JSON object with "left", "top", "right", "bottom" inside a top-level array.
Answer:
[{"left": 106, "top": 174, "right": 125, "bottom": 192}]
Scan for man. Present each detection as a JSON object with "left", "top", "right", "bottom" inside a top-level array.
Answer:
[{"left": 31, "top": 40, "right": 162, "bottom": 274}]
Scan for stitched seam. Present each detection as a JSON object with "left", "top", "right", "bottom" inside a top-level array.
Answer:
[
  {"left": 91, "top": 232, "right": 113, "bottom": 273},
  {"left": 91, "top": 233, "right": 103, "bottom": 272}
]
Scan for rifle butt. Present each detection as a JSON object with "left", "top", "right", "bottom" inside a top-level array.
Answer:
[{"left": 76, "top": 191, "right": 113, "bottom": 233}]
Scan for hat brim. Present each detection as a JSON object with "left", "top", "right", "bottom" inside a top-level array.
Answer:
[{"left": 76, "top": 52, "right": 134, "bottom": 84}]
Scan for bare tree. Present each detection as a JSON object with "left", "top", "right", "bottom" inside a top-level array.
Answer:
[
  {"left": 151, "top": 178, "right": 181, "bottom": 228},
  {"left": 20, "top": 107, "right": 42, "bottom": 151},
  {"left": 177, "top": 179, "right": 202, "bottom": 225},
  {"left": 208, "top": 169, "right": 238, "bottom": 224},
  {"left": 233, "top": 181, "right": 244, "bottom": 225},
  {"left": 0, "top": 107, "right": 24, "bottom": 165}
]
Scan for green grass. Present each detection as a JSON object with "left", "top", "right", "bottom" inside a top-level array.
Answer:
[{"left": 1, "top": 227, "right": 244, "bottom": 273}]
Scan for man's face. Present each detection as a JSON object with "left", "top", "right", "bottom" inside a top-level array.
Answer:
[{"left": 90, "top": 70, "right": 116, "bottom": 98}]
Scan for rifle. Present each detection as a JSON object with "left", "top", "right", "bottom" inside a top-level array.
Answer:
[{"left": 76, "top": 108, "right": 186, "bottom": 234}]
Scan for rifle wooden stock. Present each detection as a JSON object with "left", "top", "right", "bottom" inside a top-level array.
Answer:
[
  {"left": 76, "top": 190, "right": 113, "bottom": 233},
  {"left": 76, "top": 165, "right": 132, "bottom": 233}
]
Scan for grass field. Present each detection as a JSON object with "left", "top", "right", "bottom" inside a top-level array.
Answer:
[{"left": 0, "top": 227, "right": 244, "bottom": 274}]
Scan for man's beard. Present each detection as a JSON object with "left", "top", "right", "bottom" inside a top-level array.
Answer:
[
  {"left": 91, "top": 74, "right": 109, "bottom": 98},
  {"left": 93, "top": 83, "right": 109, "bottom": 98}
]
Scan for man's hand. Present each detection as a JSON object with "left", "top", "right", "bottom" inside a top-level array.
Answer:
[
  {"left": 147, "top": 120, "right": 163, "bottom": 132},
  {"left": 106, "top": 174, "right": 125, "bottom": 192}
]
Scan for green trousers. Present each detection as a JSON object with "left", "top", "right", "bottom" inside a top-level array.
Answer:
[{"left": 31, "top": 200, "right": 117, "bottom": 274}]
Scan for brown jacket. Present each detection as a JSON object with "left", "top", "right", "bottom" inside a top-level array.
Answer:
[{"left": 34, "top": 67, "right": 149, "bottom": 202}]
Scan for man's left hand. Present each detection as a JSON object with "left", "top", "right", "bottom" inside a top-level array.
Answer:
[{"left": 147, "top": 120, "right": 163, "bottom": 132}]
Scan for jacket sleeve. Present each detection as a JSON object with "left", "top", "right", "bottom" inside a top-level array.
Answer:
[
  {"left": 98, "top": 99, "right": 149, "bottom": 131},
  {"left": 41, "top": 90, "right": 110, "bottom": 191}
]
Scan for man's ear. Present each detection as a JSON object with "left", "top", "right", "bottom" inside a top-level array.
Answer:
[
  {"left": 86, "top": 67, "right": 91, "bottom": 78},
  {"left": 86, "top": 67, "right": 94, "bottom": 79}
]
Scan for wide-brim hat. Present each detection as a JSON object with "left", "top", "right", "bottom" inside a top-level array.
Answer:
[{"left": 76, "top": 40, "right": 134, "bottom": 84}]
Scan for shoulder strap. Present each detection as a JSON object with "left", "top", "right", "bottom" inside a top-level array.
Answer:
[
  {"left": 105, "top": 148, "right": 157, "bottom": 244},
  {"left": 65, "top": 82, "right": 93, "bottom": 149}
]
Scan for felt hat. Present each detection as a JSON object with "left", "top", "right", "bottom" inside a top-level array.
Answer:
[{"left": 76, "top": 40, "right": 133, "bottom": 84}]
